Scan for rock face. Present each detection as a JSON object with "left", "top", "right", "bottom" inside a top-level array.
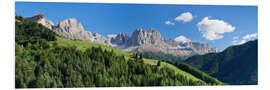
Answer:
[
  {"left": 54, "top": 18, "right": 112, "bottom": 45},
  {"left": 130, "top": 29, "right": 163, "bottom": 46},
  {"left": 54, "top": 18, "right": 92, "bottom": 41},
  {"left": 28, "top": 13, "right": 218, "bottom": 57},
  {"left": 111, "top": 32, "right": 130, "bottom": 46},
  {"left": 27, "top": 13, "right": 54, "bottom": 30}
]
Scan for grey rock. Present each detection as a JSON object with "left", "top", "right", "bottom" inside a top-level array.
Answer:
[
  {"left": 54, "top": 18, "right": 93, "bottom": 42},
  {"left": 111, "top": 32, "right": 130, "bottom": 46},
  {"left": 130, "top": 28, "right": 163, "bottom": 46},
  {"left": 26, "top": 13, "right": 54, "bottom": 30}
]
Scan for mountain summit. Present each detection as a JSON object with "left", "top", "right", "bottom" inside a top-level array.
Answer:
[
  {"left": 26, "top": 13, "right": 54, "bottom": 30},
  {"left": 130, "top": 29, "right": 164, "bottom": 46}
]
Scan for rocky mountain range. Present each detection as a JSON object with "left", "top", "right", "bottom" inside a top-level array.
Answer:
[
  {"left": 26, "top": 13, "right": 112, "bottom": 45},
  {"left": 27, "top": 13, "right": 218, "bottom": 57}
]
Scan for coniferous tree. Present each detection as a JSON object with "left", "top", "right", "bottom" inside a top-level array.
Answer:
[{"left": 157, "top": 61, "right": 161, "bottom": 66}]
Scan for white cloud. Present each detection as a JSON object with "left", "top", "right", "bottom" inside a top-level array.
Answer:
[
  {"left": 232, "top": 33, "right": 257, "bottom": 45},
  {"left": 238, "top": 40, "right": 247, "bottom": 44},
  {"left": 243, "top": 33, "right": 257, "bottom": 40},
  {"left": 232, "top": 36, "right": 247, "bottom": 45},
  {"left": 197, "top": 17, "right": 236, "bottom": 40},
  {"left": 175, "top": 12, "right": 193, "bottom": 22},
  {"left": 232, "top": 36, "right": 239, "bottom": 45},
  {"left": 174, "top": 35, "right": 191, "bottom": 43},
  {"left": 165, "top": 21, "right": 175, "bottom": 25},
  {"left": 107, "top": 34, "right": 117, "bottom": 38}
]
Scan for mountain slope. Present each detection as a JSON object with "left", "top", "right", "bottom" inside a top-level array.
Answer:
[
  {"left": 15, "top": 15, "right": 223, "bottom": 88},
  {"left": 184, "top": 40, "right": 258, "bottom": 85},
  {"left": 142, "top": 58, "right": 223, "bottom": 85}
]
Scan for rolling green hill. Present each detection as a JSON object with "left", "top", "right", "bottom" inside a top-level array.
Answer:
[
  {"left": 185, "top": 40, "right": 258, "bottom": 85},
  {"left": 15, "top": 16, "right": 223, "bottom": 88}
]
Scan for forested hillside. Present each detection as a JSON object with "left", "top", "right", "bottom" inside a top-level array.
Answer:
[
  {"left": 185, "top": 40, "right": 258, "bottom": 85},
  {"left": 15, "top": 16, "right": 223, "bottom": 88}
]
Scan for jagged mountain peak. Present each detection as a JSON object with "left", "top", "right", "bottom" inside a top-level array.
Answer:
[
  {"left": 111, "top": 32, "right": 130, "bottom": 46},
  {"left": 58, "top": 18, "right": 78, "bottom": 25},
  {"left": 32, "top": 12, "right": 45, "bottom": 20},
  {"left": 27, "top": 13, "right": 54, "bottom": 29},
  {"left": 133, "top": 28, "right": 159, "bottom": 33},
  {"left": 56, "top": 18, "right": 80, "bottom": 26},
  {"left": 131, "top": 28, "right": 163, "bottom": 46},
  {"left": 55, "top": 18, "right": 84, "bottom": 33}
]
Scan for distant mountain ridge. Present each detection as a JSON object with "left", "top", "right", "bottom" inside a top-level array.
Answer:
[
  {"left": 112, "top": 29, "right": 218, "bottom": 56},
  {"left": 26, "top": 13, "right": 218, "bottom": 57}
]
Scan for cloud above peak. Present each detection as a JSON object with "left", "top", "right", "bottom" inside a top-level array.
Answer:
[
  {"left": 197, "top": 17, "right": 235, "bottom": 40},
  {"left": 175, "top": 12, "right": 193, "bottom": 22},
  {"left": 174, "top": 35, "right": 191, "bottom": 43}
]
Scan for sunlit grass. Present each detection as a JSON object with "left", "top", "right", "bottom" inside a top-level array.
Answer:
[{"left": 49, "top": 36, "right": 133, "bottom": 56}]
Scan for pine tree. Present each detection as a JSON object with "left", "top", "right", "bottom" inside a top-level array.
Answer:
[{"left": 157, "top": 61, "right": 161, "bottom": 66}]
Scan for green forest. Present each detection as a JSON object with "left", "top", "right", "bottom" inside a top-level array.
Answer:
[
  {"left": 184, "top": 40, "right": 258, "bottom": 85},
  {"left": 15, "top": 16, "right": 225, "bottom": 88}
]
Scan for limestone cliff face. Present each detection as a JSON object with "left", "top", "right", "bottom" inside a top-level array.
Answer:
[
  {"left": 111, "top": 32, "right": 130, "bottom": 46},
  {"left": 28, "top": 13, "right": 219, "bottom": 57},
  {"left": 54, "top": 18, "right": 112, "bottom": 45},
  {"left": 27, "top": 13, "right": 54, "bottom": 30},
  {"left": 54, "top": 18, "right": 93, "bottom": 41},
  {"left": 130, "top": 29, "right": 163, "bottom": 46}
]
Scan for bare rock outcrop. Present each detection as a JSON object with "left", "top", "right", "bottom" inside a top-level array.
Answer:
[{"left": 27, "top": 13, "right": 54, "bottom": 30}]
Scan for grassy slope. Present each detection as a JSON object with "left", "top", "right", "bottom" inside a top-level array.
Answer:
[
  {"left": 51, "top": 36, "right": 222, "bottom": 85},
  {"left": 143, "top": 58, "right": 205, "bottom": 82},
  {"left": 49, "top": 36, "right": 133, "bottom": 56}
]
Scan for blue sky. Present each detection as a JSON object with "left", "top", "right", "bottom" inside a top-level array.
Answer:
[{"left": 15, "top": 2, "right": 258, "bottom": 50}]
